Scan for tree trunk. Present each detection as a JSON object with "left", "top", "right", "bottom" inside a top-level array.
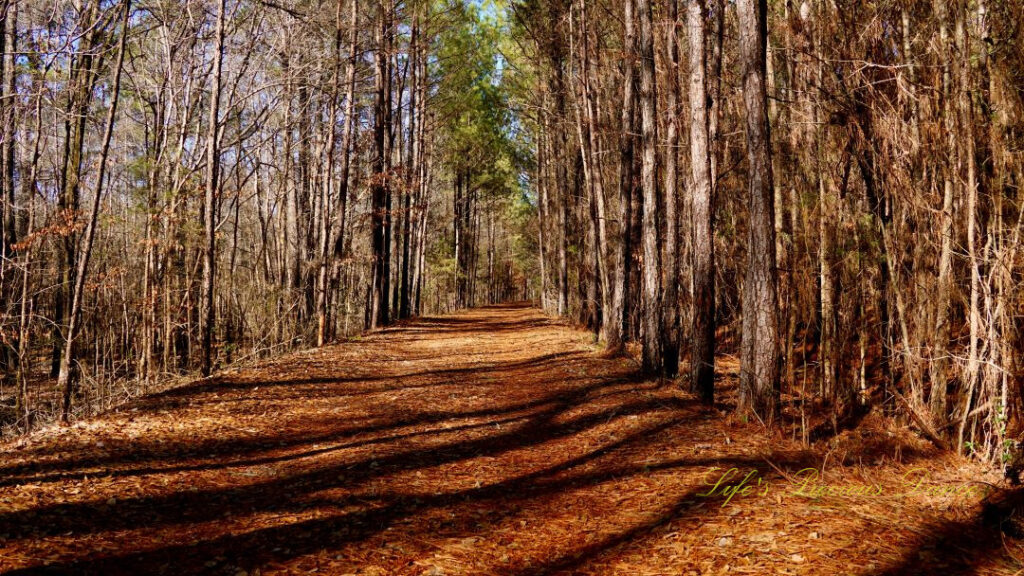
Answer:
[
  {"left": 381, "top": 5, "right": 395, "bottom": 324},
  {"left": 59, "top": 0, "right": 130, "bottom": 422},
  {"left": 737, "top": 0, "right": 780, "bottom": 422},
  {"left": 636, "top": 0, "right": 661, "bottom": 375},
  {"left": 537, "top": 116, "right": 549, "bottom": 312},
  {"left": 661, "top": 0, "right": 680, "bottom": 377},
  {"left": 554, "top": 65, "right": 569, "bottom": 317},
  {"left": 579, "top": 3, "right": 609, "bottom": 340},
  {"left": 0, "top": 0, "right": 17, "bottom": 384},
  {"left": 399, "top": 15, "right": 418, "bottom": 320},
  {"left": 53, "top": 0, "right": 103, "bottom": 378},
  {"left": 16, "top": 64, "right": 45, "bottom": 429},
  {"left": 316, "top": 0, "right": 346, "bottom": 346},
  {"left": 369, "top": 0, "right": 389, "bottom": 329},
  {"left": 199, "top": 0, "right": 226, "bottom": 376},
  {"left": 688, "top": 0, "right": 715, "bottom": 404},
  {"left": 813, "top": 10, "right": 836, "bottom": 403},
  {"left": 929, "top": 0, "right": 954, "bottom": 427},
  {"left": 958, "top": 5, "right": 982, "bottom": 453},
  {"left": 331, "top": 0, "right": 359, "bottom": 336},
  {"left": 570, "top": 2, "right": 601, "bottom": 335}
]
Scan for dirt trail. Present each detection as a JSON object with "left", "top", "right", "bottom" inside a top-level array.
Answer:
[{"left": 0, "top": 305, "right": 1018, "bottom": 575}]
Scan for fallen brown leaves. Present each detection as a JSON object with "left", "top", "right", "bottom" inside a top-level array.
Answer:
[{"left": 0, "top": 304, "right": 1019, "bottom": 575}]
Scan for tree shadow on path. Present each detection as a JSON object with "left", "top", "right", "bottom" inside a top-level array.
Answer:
[{"left": 0, "top": 305, "right": 1008, "bottom": 575}]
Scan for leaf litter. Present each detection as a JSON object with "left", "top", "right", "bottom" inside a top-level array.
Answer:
[{"left": 0, "top": 305, "right": 1019, "bottom": 575}]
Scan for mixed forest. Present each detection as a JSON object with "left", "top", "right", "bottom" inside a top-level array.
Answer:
[{"left": 0, "top": 0, "right": 1023, "bottom": 473}]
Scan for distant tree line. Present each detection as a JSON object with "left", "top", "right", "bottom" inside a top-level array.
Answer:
[{"left": 0, "top": 0, "right": 529, "bottom": 432}]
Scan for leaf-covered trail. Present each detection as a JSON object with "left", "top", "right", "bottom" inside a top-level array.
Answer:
[{"left": 0, "top": 304, "right": 1018, "bottom": 575}]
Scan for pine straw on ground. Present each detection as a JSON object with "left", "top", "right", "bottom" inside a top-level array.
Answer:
[{"left": 0, "top": 304, "right": 1020, "bottom": 576}]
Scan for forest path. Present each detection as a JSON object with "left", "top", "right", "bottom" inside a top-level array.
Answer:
[{"left": 0, "top": 304, "right": 1017, "bottom": 575}]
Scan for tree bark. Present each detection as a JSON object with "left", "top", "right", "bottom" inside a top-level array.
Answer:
[
  {"left": 661, "top": 0, "right": 680, "bottom": 377},
  {"left": 399, "top": 15, "right": 418, "bottom": 320},
  {"left": 0, "top": 0, "right": 17, "bottom": 384},
  {"left": 958, "top": 5, "right": 982, "bottom": 453},
  {"left": 330, "top": 0, "right": 359, "bottom": 336},
  {"left": 369, "top": 0, "right": 389, "bottom": 329},
  {"left": 53, "top": 0, "right": 104, "bottom": 378},
  {"left": 199, "top": 0, "right": 226, "bottom": 377},
  {"left": 929, "top": 0, "right": 954, "bottom": 427},
  {"left": 606, "top": 1, "right": 636, "bottom": 354},
  {"left": 737, "top": 0, "right": 780, "bottom": 422},
  {"left": 688, "top": 0, "right": 715, "bottom": 404},
  {"left": 636, "top": 0, "right": 661, "bottom": 375},
  {"left": 537, "top": 113, "right": 550, "bottom": 313},
  {"left": 316, "top": 0, "right": 346, "bottom": 346},
  {"left": 580, "top": 4, "right": 609, "bottom": 340},
  {"left": 59, "top": 0, "right": 130, "bottom": 421}
]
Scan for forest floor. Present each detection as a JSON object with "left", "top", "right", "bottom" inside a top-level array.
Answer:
[{"left": 0, "top": 304, "right": 1021, "bottom": 575}]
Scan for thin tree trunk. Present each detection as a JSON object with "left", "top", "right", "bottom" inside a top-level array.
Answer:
[
  {"left": 661, "top": 0, "right": 680, "bottom": 377},
  {"left": 53, "top": 0, "right": 103, "bottom": 377},
  {"left": 0, "top": 0, "right": 17, "bottom": 385},
  {"left": 414, "top": 134, "right": 433, "bottom": 314},
  {"left": 959, "top": 5, "right": 982, "bottom": 453},
  {"left": 369, "top": 0, "right": 389, "bottom": 329},
  {"left": 399, "top": 15, "right": 418, "bottom": 320},
  {"left": 580, "top": 4, "right": 610, "bottom": 339},
  {"left": 381, "top": 2, "right": 394, "bottom": 324},
  {"left": 317, "top": 0, "right": 346, "bottom": 346},
  {"left": 929, "top": 0, "right": 954, "bottom": 426},
  {"left": 199, "top": 0, "right": 226, "bottom": 376},
  {"left": 16, "top": 63, "right": 45, "bottom": 429},
  {"left": 59, "top": 0, "right": 130, "bottom": 422},
  {"left": 555, "top": 68, "right": 569, "bottom": 317},
  {"left": 688, "top": 0, "right": 715, "bottom": 404},
  {"left": 331, "top": 0, "right": 359, "bottom": 335},
  {"left": 570, "top": 3, "right": 600, "bottom": 334},
  {"left": 606, "top": 0, "right": 636, "bottom": 355},
  {"left": 409, "top": 45, "right": 428, "bottom": 317},
  {"left": 708, "top": 0, "right": 724, "bottom": 193},
  {"left": 810, "top": 5, "right": 837, "bottom": 402},
  {"left": 636, "top": 0, "right": 661, "bottom": 375},
  {"left": 537, "top": 118, "right": 549, "bottom": 312}
]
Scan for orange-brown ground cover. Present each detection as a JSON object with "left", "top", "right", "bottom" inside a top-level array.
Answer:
[{"left": 0, "top": 305, "right": 1020, "bottom": 575}]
